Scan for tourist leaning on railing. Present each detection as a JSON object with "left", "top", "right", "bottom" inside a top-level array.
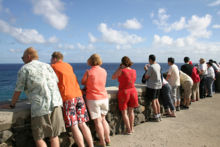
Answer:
[
  {"left": 81, "top": 54, "right": 110, "bottom": 147},
  {"left": 3, "top": 47, "right": 66, "bottom": 147},
  {"left": 112, "top": 56, "right": 139, "bottom": 135},
  {"left": 51, "top": 51, "right": 94, "bottom": 147}
]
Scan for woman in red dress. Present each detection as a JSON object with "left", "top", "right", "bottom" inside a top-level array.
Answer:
[{"left": 112, "top": 56, "right": 139, "bottom": 135}]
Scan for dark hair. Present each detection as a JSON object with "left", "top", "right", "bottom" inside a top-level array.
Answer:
[
  {"left": 149, "top": 54, "right": 156, "bottom": 62},
  {"left": 52, "top": 51, "right": 64, "bottom": 60},
  {"left": 209, "top": 59, "right": 213, "bottom": 63},
  {"left": 207, "top": 61, "right": 213, "bottom": 66},
  {"left": 184, "top": 57, "right": 190, "bottom": 63},
  {"left": 168, "top": 57, "right": 175, "bottom": 64},
  {"left": 121, "top": 56, "right": 133, "bottom": 67}
]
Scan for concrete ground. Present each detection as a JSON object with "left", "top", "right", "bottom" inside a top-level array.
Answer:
[{"left": 110, "top": 94, "right": 220, "bottom": 147}]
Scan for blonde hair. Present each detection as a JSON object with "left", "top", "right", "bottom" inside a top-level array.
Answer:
[
  {"left": 200, "top": 58, "right": 205, "bottom": 64},
  {"left": 87, "top": 54, "right": 102, "bottom": 66},
  {"left": 51, "top": 51, "right": 64, "bottom": 60},
  {"left": 24, "top": 47, "right": 39, "bottom": 60}
]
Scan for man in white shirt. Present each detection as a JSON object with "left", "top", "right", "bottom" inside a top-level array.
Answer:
[
  {"left": 166, "top": 57, "right": 181, "bottom": 111},
  {"left": 199, "top": 58, "right": 208, "bottom": 98},
  {"left": 206, "top": 62, "right": 215, "bottom": 97}
]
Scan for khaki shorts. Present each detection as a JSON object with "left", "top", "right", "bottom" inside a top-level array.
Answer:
[
  {"left": 182, "top": 81, "right": 193, "bottom": 98},
  {"left": 86, "top": 98, "right": 109, "bottom": 120},
  {"left": 31, "top": 106, "right": 66, "bottom": 141}
]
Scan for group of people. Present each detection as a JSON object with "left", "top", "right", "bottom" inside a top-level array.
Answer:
[
  {"left": 5, "top": 47, "right": 219, "bottom": 147},
  {"left": 7, "top": 47, "right": 139, "bottom": 147},
  {"left": 143, "top": 55, "right": 219, "bottom": 122}
]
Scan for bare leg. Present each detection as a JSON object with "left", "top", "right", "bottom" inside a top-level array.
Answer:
[
  {"left": 128, "top": 107, "right": 134, "bottom": 133},
  {"left": 50, "top": 136, "right": 59, "bottom": 147},
  {"left": 94, "top": 117, "right": 105, "bottom": 146},
  {"left": 71, "top": 124, "right": 85, "bottom": 147},
  {"left": 35, "top": 139, "right": 47, "bottom": 147},
  {"left": 78, "top": 123, "right": 94, "bottom": 147},
  {"left": 186, "top": 98, "right": 190, "bottom": 107},
  {"left": 101, "top": 115, "right": 110, "bottom": 143},
  {"left": 152, "top": 99, "right": 158, "bottom": 115},
  {"left": 121, "top": 110, "right": 131, "bottom": 133},
  {"left": 156, "top": 99, "right": 160, "bottom": 114}
]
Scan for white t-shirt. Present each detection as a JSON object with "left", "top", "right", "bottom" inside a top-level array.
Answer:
[
  {"left": 199, "top": 63, "right": 207, "bottom": 75},
  {"left": 207, "top": 66, "right": 215, "bottom": 79},
  {"left": 167, "top": 64, "right": 180, "bottom": 86}
]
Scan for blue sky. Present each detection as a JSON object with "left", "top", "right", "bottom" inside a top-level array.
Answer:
[{"left": 0, "top": 0, "right": 220, "bottom": 63}]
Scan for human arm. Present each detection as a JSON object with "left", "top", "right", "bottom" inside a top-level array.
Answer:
[
  {"left": 112, "top": 66, "right": 122, "bottom": 80},
  {"left": 166, "top": 66, "right": 172, "bottom": 81},
  {"left": 10, "top": 91, "right": 21, "bottom": 108},
  {"left": 145, "top": 66, "right": 151, "bottom": 80},
  {"left": 81, "top": 70, "right": 88, "bottom": 85},
  {"left": 166, "top": 74, "right": 171, "bottom": 81},
  {"left": 1, "top": 91, "right": 21, "bottom": 109}
]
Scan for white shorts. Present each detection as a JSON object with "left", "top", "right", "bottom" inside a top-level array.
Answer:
[{"left": 86, "top": 98, "right": 109, "bottom": 120}]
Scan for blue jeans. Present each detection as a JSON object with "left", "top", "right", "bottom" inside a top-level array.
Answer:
[
  {"left": 160, "top": 83, "right": 175, "bottom": 111},
  {"left": 200, "top": 75, "right": 207, "bottom": 98},
  {"left": 206, "top": 77, "right": 214, "bottom": 96}
]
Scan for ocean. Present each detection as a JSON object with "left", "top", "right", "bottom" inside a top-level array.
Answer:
[{"left": 0, "top": 63, "right": 183, "bottom": 102}]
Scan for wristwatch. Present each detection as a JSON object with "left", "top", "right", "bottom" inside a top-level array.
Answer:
[{"left": 10, "top": 104, "right": 15, "bottom": 109}]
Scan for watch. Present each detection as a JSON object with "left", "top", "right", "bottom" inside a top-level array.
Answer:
[{"left": 10, "top": 104, "right": 15, "bottom": 109}]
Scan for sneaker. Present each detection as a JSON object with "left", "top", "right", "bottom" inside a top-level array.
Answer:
[
  {"left": 181, "top": 105, "right": 189, "bottom": 109},
  {"left": 176, "top": 106, "right": 180, "bottom": 111}
]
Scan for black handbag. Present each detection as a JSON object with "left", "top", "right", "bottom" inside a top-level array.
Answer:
[{"left": 142, "top": 71, "right": 147, "bottom": 84}]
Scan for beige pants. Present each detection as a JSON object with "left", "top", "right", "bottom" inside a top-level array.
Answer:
[{"left": 192, "top": 82, "right": 200, "bottom": 100}]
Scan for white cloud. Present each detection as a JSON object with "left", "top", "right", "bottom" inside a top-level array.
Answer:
[
  {"left": 48, "top": 36, "right": 58, "bottom": 43},
  {"left": 77, "top": 43, "right": 95, "bottom": 50},
  {"left": 217, "top": 11, "right": 220, "bottom": 15},
  {"left": 153, "top": 8, "right": 169, "bottom": 29},
  {"left": 153, "top": 35, "right": 173, "bottom": 45},
  {"left": 9, "top": 48, "right": 22, "bottom": 53},
  {"left": 88, "top": 33, "right": 97, "bottom": 43},
  {"left": 58, "top": 43, "right": 74, "bottom": 50},
  {"left": 152, "top": 8, "right": 212, "bottom": 39},
  {"left": 120, "top": 18, "right": 142, "bottom": 30},
  {"left": 153, "top": 8, "right": 186, "bottom": 32},
  {"left": 187, "top": 14, "right": 212, "bottom": 38},
  {"left": 151, "top": 34, "right": 220, "bottom": 56},
  {"left": 153, "top": 34, "right": 199, "bottom": 48},
  {"left": 116, "top": 44, "right": 132, "bottom": 50},
  {"left": 98, "top": 23, "right": 144, "bottom": 46},
  {"left": 0, "top": 19, "right": 45, "bottom": 44},
  {"left": 32, "top": 0, "right": 68, "bottom": 30},
  {"left": 167, "top": 17, "right": 186, "bottom": 32},
  {"left": 213, "top": 24, "right": 220, "bottom": 29},
  {"left": 208, "top": 0, "right": 220, "bottom": 6}
]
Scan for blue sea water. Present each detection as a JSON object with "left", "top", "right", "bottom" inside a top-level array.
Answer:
[{"left": 0, "top": 63, "right": 183, "bottom": 102}]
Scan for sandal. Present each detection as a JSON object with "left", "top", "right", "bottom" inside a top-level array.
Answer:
[
  {"left": 94, "top": 141, "right": 106, "bottom": 147},
  {"left": 106, "top": 142, "right": 111, "bottom": 146}
]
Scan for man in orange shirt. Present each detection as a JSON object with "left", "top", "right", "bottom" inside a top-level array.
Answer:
[{"left": 51, "top": 52, "right": 94, "bottom": 147}]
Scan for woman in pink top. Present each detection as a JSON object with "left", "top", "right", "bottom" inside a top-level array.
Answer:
[
  {"left": 112, "top": 56, "right": 138, "bottom": 135},
  {"left": 81, "top": 54, "right": 110, "bottom": 147}
]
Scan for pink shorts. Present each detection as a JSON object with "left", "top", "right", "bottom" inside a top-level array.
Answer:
[
  {"left": 118, "top": 88, "right": 139, "bottom": 111},
  {"left": 63, "top": 96, "right": 89, "bottom": 127}
]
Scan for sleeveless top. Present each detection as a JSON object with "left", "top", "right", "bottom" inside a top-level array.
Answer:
[
  {"left": 118, "top": 68, "right": 136, "bottom": 90},
  {"left": 86, "top": 66, "right": 108, "bottom": 100}
]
